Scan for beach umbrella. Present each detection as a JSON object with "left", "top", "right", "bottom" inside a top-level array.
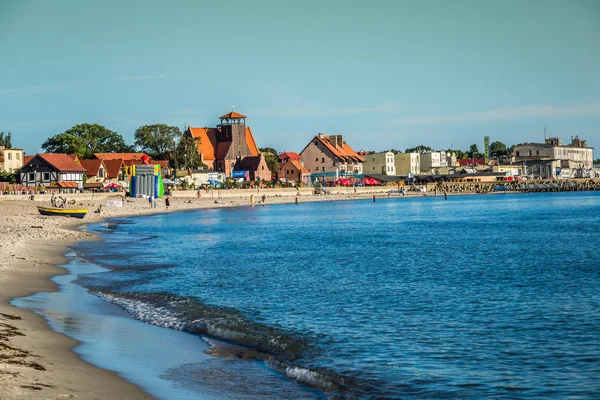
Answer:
[{"left": 103, "top": 182, "right": 122, "bottom": 189}]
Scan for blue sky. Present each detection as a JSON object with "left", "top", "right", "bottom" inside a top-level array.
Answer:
[{"left": 1, "top": 0, "right": 599, "bottom": 155}]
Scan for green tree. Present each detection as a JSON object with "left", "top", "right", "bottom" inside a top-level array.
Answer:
[
  {"left": 42, "top": 123, "right": 133, "bottom": 159},
  {"left": 405, "top": 145, "right": 432, "bottom": 153},
  {"left": 0, "top": 132, "right": 12, "bottom": 148},
  {"left": 489, "top": 141, "right": 508, "bottom": 157},
  {"left": 174, "top": 134, "right": 204, "bottom": 171},
  {"left": 259, "top": 147, "right": 279, "bottom": 173},
  {"left": 0, "top": 170, "right": 17, "bottom": 183},
  {"left": 134, "top": 124, "right": 182, "bottom": 160},
  {"left": 468, "top": 144, "right": 480, "bottom": 158}
]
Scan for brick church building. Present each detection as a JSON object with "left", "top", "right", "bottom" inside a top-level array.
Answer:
[{"left": 184, "top": 111, "right": 262, "bottom": 177}]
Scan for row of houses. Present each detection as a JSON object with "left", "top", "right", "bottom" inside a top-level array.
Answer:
[
  {"left": 16, "top": 153, "right": 170, "bottom": 191},
  {"left": 2, "top": 111, "right": 596, "bottom": 190}
]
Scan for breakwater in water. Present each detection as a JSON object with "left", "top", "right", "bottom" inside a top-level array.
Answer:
[{"left": 433, "top": 178, "right": 600, "bottom": 194}]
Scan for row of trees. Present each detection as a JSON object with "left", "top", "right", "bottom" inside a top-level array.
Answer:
[
  {"left": 38, "top": 123, "right": 281, "bottom": 173},
  {"left": 39, "top": 123, "right": 205, "bottom": 170},
  {"left": 389, "top": 141, "right": 513, "bottom": 160}
]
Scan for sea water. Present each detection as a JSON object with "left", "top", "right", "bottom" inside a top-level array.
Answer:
[{"left": 15, "top": 192, "right": 600, "bottom": 398}]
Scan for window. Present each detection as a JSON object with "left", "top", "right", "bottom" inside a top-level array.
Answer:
[
  {"left": 321, "top": 157, "right": 325, "bottom": 163},
  {"left": 28, "top": 172, "right": 35, "bottom": 181},
  {"left": 315, "top": 157, "right": 318, "bottom": 161},
  {"left": 322, "top": 167, "right": 325, "bottom": 171},
  {"left": 516, "top": 151, "right": 520, "bottom": 157},
  {"left": 16, "top": 153, "right": 20, "bottom": 160},
  {"left": 315, "top": 167, "right": 319, "bottom": 172},
  {"left": 7, "top": 153, "right": 11, "bottom": 160},
  {"left": 528, "top": 151, "right": 532, "bottom": 156},
  {"left": 261, "top": 166, "right": 264, "bottom": 170},
  {"left": 43, "top": 172, "right": 50, "bottom": 180},
  {"left": 536, "top": 151, "right": 539, "bottom": 155}
]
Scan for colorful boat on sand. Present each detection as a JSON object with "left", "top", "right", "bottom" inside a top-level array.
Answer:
[{"left": 37, "top": 206, "right": 88, "bottom": 219}]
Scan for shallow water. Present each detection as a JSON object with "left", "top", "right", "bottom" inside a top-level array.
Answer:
[{"left": 15, "top": 193, "right": 600, "bottom": 398}]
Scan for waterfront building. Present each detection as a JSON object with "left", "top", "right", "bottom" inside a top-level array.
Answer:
[
  {"left": 278, "top": 157, "right": 311, "bottom": 184},
  {"left": 362, "top": 151, "right": 396, "bottom": 175},
  {"left": 79, "top": 159, "right": 107, "bottom": 190},
  {"left": 394, "top": 152, "right": 420, "bottom": 176},
  {"left": 20, "top": 153, "right": 86, "bottom": 190},
  {"left": 512, "top": 136, "right": 594, "bottom": 178},
  {"left": 299, "top": 134, "right": 365, "bottom": 174},
  {"left": 233, "top": 154, "right": 271, "bottom": 181},
  {"left": 278, "top": 151, "right": 301, "bottom": 163},
  {"left": 420, "top": 151, "right": 449, "bottom": 174},
  {"left": 184, "top": 111, "right": 261, "bottom": 177},
  {"left": 0, "top": 146, "right": 24, "bottom": 173}
]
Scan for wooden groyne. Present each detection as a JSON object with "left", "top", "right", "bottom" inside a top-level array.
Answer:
[{"left": 433, "top": 178, "right": 600, "bottom": 194}]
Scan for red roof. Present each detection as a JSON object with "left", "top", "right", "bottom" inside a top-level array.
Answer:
[
  {"left": 23, "top": 155, "right": 33, "bottom": 165},
  {"left": 278, "top": 151, "right": 301, "bottom": 162},
  {"left": 220, "top": 111, "right": 247, "bottom": 119},
  {"left": 79, "top": 159, "right": 104, "bottom": 177},
  {"left": 458, "top": 159, "right": 486, "bottom": 166},
  {"left": 93, "top": 153, "right": 149, "bottom": 161},
  {"left": 245, "top": 127, "right": 259, "bottom": 156},
  {"left": 311, "top": 135, "right": 365, "bottom": 163},
  {"left": 153, "top": 160, "right": 170, "bottom": 168},
  {"left": 188, "top": 127, "right": 218, "bottom": 161},
  {"left": 56, "top": 181, "right": 79, "bottom": 188},
  {"left": 103, "top": 159, "right": 124, "bottom": 179},
  {"left": 36, "top": 154, "right": 87, "bottom": 172},
  {"left": 289, "top": 159, "right": 309, "bottom": 173}
]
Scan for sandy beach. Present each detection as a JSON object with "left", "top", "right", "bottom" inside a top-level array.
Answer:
[{"left": 0, "top": 188, "right": 400, "bottom": 399}]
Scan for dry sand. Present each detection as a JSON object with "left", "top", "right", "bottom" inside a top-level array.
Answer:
[{"left": 0, "top": 190, "right": 401, "bottom": 399}]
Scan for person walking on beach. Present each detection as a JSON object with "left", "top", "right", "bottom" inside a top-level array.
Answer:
[
  {"left": 148, "top": 195, "right": 153, "bottom": 208},
  {"left": 165, "top": 197, "right": 171, "bottom": 209},
  {"left": 262, "top": 194, "right": 266, "bottom": 203}
]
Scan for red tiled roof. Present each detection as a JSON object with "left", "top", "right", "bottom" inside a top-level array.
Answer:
[
  {"left": 79, "top": 159, "right": 104, "bottom": 177},
  {"left": 153, "top": 160, "right": 170, "bottom": 168},
  {"left": 220, "top": 111, "right": 247, "bottom": 119},
  {"left": 103, "top": 159, "right": 123, "bottom": 179},
  {"left": 315, "top": 135, "right": 365, "bottom": 163},
  {"left": 66, "top": 154, "right": 79, "bottom": 161},
  {"left": 23, "top": 156, "right": 33, "bottom": 165},
  {"left": 278, "top": 151, "right": 301, "bottom": 161},
  {"left": 37, "top": 154, "right": 87, "bottom": 172},
  {"left": 245, "top": 127, "right": 259, "bottom": 157},
  {"left": 48, "top": 181, "right": 79, "bottom": 188},
  {"left": 93, "top": 153, "right": 148, "bottom": 161},
  {"left": 289, "top": 159, "right": 310, "bottom": 173},
  {"left": 188, "top": 127, "right": 218, "bottom": 161}
]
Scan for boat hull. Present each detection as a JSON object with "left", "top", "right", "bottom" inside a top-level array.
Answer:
[{"left": 37, "top": 206, "right": 88, "bottom": 219}]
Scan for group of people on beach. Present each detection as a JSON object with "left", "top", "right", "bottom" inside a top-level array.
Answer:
[
  {"left": 147, "top": 195, "right": 171, "bottom": 209},
  {"left": 50, "top": 194, "right": 67, "bottom": 208}
]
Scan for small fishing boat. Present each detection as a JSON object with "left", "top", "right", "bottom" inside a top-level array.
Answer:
[{"left": 37, "top": 206, "right": 88, "bottom": 219}]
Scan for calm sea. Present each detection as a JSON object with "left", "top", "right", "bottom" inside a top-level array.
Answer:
[{"left": 18, "top": 193, "right": 600, "bottom": 398}]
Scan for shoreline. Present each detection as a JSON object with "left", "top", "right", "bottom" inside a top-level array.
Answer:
[{"left": 0, "top": 188, "right": 589, "bottom": 398}]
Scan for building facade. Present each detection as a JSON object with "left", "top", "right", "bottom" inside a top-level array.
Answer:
[
  {"left": 185, "top": 111, "right": 261, "bottom": 177},
  {"left": 0, "top": 146, "right": 24, "bottom": 173},
  {"left": 362, "top": 152, "right": 396, "bottom": 175},
  {"left": 233, "top": 154, "right": 271, "bottom": 181},
  {"left": 395, "top": 152, "right": 421, "bottom": 176},
  {"left": 20, "top": 154, "right": 86, "bottom": 189},
  {"left": 278, "top": 158, "right": 311, "bottom": 184},
  {"left": 513, "top": 136, "right": 594, "bottom": 178},
  {"left": 299, "top": 134, "right": 365, "bottom": 175}
]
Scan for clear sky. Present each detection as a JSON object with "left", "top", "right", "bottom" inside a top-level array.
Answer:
[{"left": 1, "top": 0, "right": 599, "bottom": 155}]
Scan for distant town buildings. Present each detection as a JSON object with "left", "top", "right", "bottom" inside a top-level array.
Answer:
[
  {"left": 184, "top": 111, "right": 261, "bottom": 177},
  {"left": 513, "top": 136, "right": 594, "bottom": 178},
  {"left": 299, "top": 134, "right": 365, "bottom": 175},
  {"left": 362, "top": 151, "right": 396, "bottom": 176},
  {"left": 394, "top": 152, "right": 421, "bottom": 176}
]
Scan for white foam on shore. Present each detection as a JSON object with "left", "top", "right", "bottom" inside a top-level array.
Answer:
[{"left": 97, "top": 293, "right": 186, "bottom": 330}]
